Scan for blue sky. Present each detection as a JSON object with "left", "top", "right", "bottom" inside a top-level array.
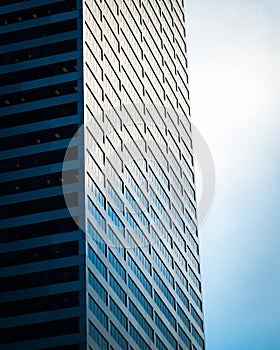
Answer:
[{"left": 185, "top": 0, "right": 280, "bottom": 349}]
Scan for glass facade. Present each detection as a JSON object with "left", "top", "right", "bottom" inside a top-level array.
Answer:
[{"left": 0, "top": 0, "right": 205, "bottom": 349}]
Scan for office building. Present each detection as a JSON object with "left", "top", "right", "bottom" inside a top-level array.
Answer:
[{"left": 0, "top": 0, "right": 205, "bottom": 349}]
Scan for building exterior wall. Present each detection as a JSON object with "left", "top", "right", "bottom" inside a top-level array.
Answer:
[
  {"left": 0, "top": 1, "right": 85, "bottom": 349},
  {"left": 0, "top": 1, "right": 205, "bottom": 349},
  {"left": 83, "top": 1, "right": 204, "bottom": 350}
]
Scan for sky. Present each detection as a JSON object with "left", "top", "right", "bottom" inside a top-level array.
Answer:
[{"left": 184, "top": 1, "right": 280, "bottom": 349}]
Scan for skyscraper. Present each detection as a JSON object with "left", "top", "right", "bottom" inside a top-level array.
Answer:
[{"left": 0, "top": 1, "right": 205, "bottom": 350}]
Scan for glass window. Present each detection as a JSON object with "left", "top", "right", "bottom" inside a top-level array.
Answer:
[
  {"left": 109, "top": 273, "right": 127, "bottom": 306},
  {"left": 108, "top": 225, "right": 124, "bottom": 258},
  {"left": 126, "top": 210, "right": 149, "bottom": 247},
  {"left": 149, "top": 167, "right": 170, "bottom": 206},
  {"left": 155, "top": 313, "right": 177, "bottom": 349},
  {"left": 88, "top": 245, "right": 107, "bottom": 280},
  {"left": 178, "top": 324, "right": 191, "bottom": 349},
  {"left": 191, "top": 305, "right": 204, "bottom": 331},
  {"left": 152, "top": 248, "right": 174, "bottom": 287},
  {"left": 130, "top": 322, "right": 152, "bottom": 350},
  {"left": 125, "top": 188, "right": 149, "bottom": 228},
  {"left": 175, "top": 263, "right": 188, "bottom": 288},
  {"left": 129, "top": 299, "right": 154, "bottom": 340},
  {"left": 192, "top": 325, "right": 205, "bottom": 350},
  {"left": 188, "top": 267, "right": 201, "bottom": 292},
  {"left": 108, "top": 249, "right": 126, "bottom": 282},
  {"left": 176, "top": 283, "right": 189, "bottom": 310},
  {"left": 190, "top": 285, "right": 203, "bottom": 311},
  {"left": 177, "top": 304, "right": 190, "bottom": 330},
  {"left": 88, "top": 199, "right": 105, "bottom": 231},
  {"left": 128, "top": 275, "right": 153, "bottom": 318},
  {"left": 127, "top": 253, "right": 152, "bottom": 295},
  {"left": 88, "top": 270, "right": 107, "bottom": 304},
  {"left": 89, "top": 321, "right": 108, "bottom": 350},
  {"left": 154, "top": 291, "right": 176, "bottom": 330},
  {"left": 88, "top": 220, "right": 106, "bottom": 255},
  {"left": 108, "top": 203, "right": 125, "bottom": 235},
  {"left": 156, "top": 334, "right": 168, "bottom": 350},
  {"left": 110, "top": 297, "right": 127, "bottom": 330},
  {"left": 108, "top": 181, "right": 124, "bottom": 213},
  {"left": 153, "top": 270, "right": 175, "bottom": 309},
  {"left": 88, "top": 294, "right": 108, "bottom": 330},
  {"left": 125, "top": 167, "right": 148, "bottom": 209},
  {"left": 110, "top": 321, "right": 128, "bottom": 350}
]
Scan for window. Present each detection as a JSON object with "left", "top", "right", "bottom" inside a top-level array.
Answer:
[
  {"left": 125, "top": 188, "right": 149, "bottom": 227},
  {"left": 174, "top": 243, "right": 186, "bottom": 267},
  {"left": 88, "top": 199, "right": 105, "bottom": 231},
  {"left": 110, "top": 322, "right": 128, "bottom": 350},
  {"left": 129, "top": 300, "right": 154, "bottom": 340},
  {"left": 108, "top": 203, "right": 125, "bottom": 235},
  {"left": 192, "top": 325, "right": 205, "bottom": 350},
  {"left": 128, "top": 276, "right": 153, "bottom": 318},
  {"left": 0, "top": 318, "right": 79, "bottom": 343},
  {"left": 190, "top": 285, "right": 203, "bottom": 311},
  {"left": 89, "top": 321, "right": 108, "bottom": 350},
  {"left": 130, "top": 323, "right": 151, "bottom": 350},
  {"left": 126, "top": 210, "right": 149, "bottom": 247},
  {"left": 88, "top": 270, "right": 107, "bottom": 304},
  {"left": 88, "top": 220, "right": 106, "bottom": 254},
  {"left": 0, "top": 216, "right": 78, "bottom": 243},
  {"left": 155, "top": 313, "right": 177, "bottom": 349},
  {"left": 108, "top": 249, "right": 126, "bottom": 282},
  {"left": 128, "top": 240, "right": 151, "bottom": 274},
  {"left": 88, "top": 295, "right": 108, "bottom": 329},
  {"left": 108, "top": 181, "right": 124, "bottom": 213},
  {"left": 187, "top": 247, "right": 200, "bottom": 273},
  {"left": 1, "top": 124, "right": 77, "bottom": 151},
  {"left": 1, "top": 292, "right": 79, "bottom": 318},
  {"left": 153, "top": 229, "right": 173, "bottom": 267},
  {"left": 0, "top": 266, "right": 79, "bottom": 292},
  {"left": 0, "top": 18, "right": 77, "bottom": 45},
  {"left": 125, "top": 167, "right": 148, "bottom": 209},
  {"left": 110, "top": 297, "right": 127, "bottom": 330},
  {"left": 127, "top": 253, "right": 152, "bottom": 295},
  {"left": 175, "top": 263, "right": 188, "bottom": 288},
  {"left": 0, "top": 241, "right": 78, "bottom": 268},
  {"left": 1, "top": 102, "right": 77, "bottom": 129},
  {"left": 176, "top": 283, "right": 189, "bottom": 310},
  {"left": 88, "top": 173, "right": 105, "bottom": 208},
  {"left": 1, "top": 80, "right": 78, "bottom": 108},
  {"left": 156, "top": 335, "right": 168, "bottom": 350},
  {"left": 191, "top": 306, "right": 204, "bottom": 331},
  {"left": 150, "top": 188, "right": 171, "bottom": 226},
  {"left": 188, "top": 267, "right": 201, "bottom": 292},
  {"left": 153, "top": 270, "right": 175, "bottom": 308},
  {"left": 149, "top": 167, "right": 170, "bottom": 205},
  {"left": 1, "top": 39, "right": 77, "bottom": 67},
  {"left": 109, "top": 273, "right": 127, "bottom": 305},
  {"left": 178, "top": 324, "right": 191, "bottom": 349},
  {"left": 88, "top": 245, "right": 107, "bottom": 280},
  {"left": 152, "top": 248, "right": 174, "bottom": 287},
  {"left": 0, "top": 193, "right": 77, "bottom": 219},
  {"left": 154, "top": 291, "right": 176, "bottom": 330},
  {"left": 177, "top": 304, "right": 190, "bottom": 330},
  {"left": 108, "top": 226, "right": 124, "bottom": 257}
]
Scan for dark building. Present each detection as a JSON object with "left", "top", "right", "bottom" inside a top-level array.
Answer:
[{"left": 0, "top": 1, "right": 85, "bottom": 349}]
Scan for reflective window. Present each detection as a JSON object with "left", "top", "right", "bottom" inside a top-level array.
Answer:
[
  {"left": 110, "top": 297, "right": 127, "bottom": 330},
  {"left": 88, "top": 294, "right": 108, "bottom": 329},
  {"left": 89, "top": 321, "right": 108, "bottom": 350}
]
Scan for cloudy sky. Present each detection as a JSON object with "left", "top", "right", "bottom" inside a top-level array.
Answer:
[{"left": 185, "top": 0, "right": 280, "bottom": 349}]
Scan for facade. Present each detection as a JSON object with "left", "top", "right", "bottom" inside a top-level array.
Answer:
[{"left": 0, "top": 1, "right": 205, "bottom": 350}]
